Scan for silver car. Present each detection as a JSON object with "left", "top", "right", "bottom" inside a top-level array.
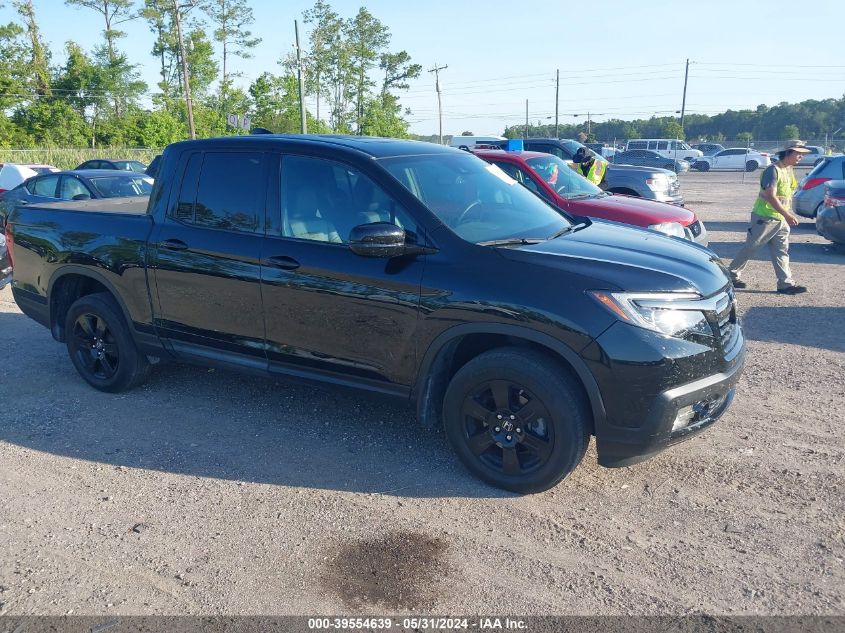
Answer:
[
  {"left": 816, "top": 180, "right": 845, "bottom": 245},
  {"left": 794, "top": 156, "right": 845, "bottom": 218}
]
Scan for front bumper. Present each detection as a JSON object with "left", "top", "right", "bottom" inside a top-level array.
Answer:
[{"left": 581, "top": 316, "right": 746, "bottom": 468}]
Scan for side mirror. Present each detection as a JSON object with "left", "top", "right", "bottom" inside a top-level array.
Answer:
[
  {"left": 348, "top": 222, "right": 408, "bottom": 258},
  {"left": 72, "top": 194, "right": 91, "bottom": 201}
]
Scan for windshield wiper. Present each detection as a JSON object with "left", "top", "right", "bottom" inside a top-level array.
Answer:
[
  {"left": 478, "top": 237, "right": 545, "bottom": 247},
  {"left": 546, "top": 225, "right": 575, "bottom": 240}
]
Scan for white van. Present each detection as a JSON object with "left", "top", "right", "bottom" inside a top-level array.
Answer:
[
  {"left": 449, "top": 135, "right": 506, "bottom": 150},
  {"left": 625, "top": 139, "right": 703, "bottom": 163}
]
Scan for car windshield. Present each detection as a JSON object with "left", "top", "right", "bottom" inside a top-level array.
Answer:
[
  {"left": 525, "top": 155, "right": 602, "bottom": 199},
  {"left": 379, "top": 152, "right": 570, "bottom": 244},
  {"left": 88, "top": 176, "right": 153, "bottom": 197},
  {"left": 113, "top": 161, "right": 147, "bottom": 172}
]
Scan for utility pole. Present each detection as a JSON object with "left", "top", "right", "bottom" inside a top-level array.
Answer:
[
  {"left": 525, "top": 99, "right": 529, "bottom": 138},
  {"left": 555, "top": 69, "right": 559, "bottom": 138},
  {"left": 173, "top": 0, "right": 195, "bottom": 140},
  {"left": 680, "top": 58, "right": 690, "bottom": 137},
  {"left": 428, "top": 63, "right": 448, "bottom": 144},
  {"left": 295, "top": 20, "right": 307, "bottom": 134}
]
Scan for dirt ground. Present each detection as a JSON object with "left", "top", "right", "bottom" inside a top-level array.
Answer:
[{"left": 0, "top": 170, "right": 843, "bottom": 618}]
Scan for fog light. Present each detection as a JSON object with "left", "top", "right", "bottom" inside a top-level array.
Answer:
[{"left": 672, "top": 405, "right": 696, "bottom": 431}]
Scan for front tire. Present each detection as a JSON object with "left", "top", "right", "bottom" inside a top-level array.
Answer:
[
  {"left": 65, "top": 292, "right": 150, "bottom": 392},
  {"left": 442, "top": 348, "right": 590, "bottom": 494}
]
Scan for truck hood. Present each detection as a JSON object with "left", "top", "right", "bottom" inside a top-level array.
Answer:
[
  {"left": 501, "top": 220, "right": 728, "bottom": 296},
  {"left": 571, "top": 193, "right": 695, "bottom": 226}
]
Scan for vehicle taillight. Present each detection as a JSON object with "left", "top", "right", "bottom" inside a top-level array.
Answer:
[
  {"left": 4, "top": 221, "right": 13, "bottom": 267},
  {"left": 824, "top": 193, "right": 845, "bottom": 208},
  {"left": 803, "top": 177, "right": 831, "bottom": 191}
]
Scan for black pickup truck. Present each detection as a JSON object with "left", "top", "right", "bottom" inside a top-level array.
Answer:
[{"left": 4, "top": 135, "right": 745, "bottom": 493}]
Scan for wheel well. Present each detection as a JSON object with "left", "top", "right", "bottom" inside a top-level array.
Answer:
[
  {"left": 418, "top": 333, "right": 594, "bottom": 433},
  {"left": 607, "top": 187, "right": 639, "bottom": 197},
  {"left": 50, "top": 274, "right": 111, "bottom": 342}
]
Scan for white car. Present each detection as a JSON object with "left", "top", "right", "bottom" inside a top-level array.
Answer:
[
  {"left": 0, "top": 163, "right": 59, "bottom": 193},
  {"left": 692, "top": 148, "right": 771, "bottom": 172}
]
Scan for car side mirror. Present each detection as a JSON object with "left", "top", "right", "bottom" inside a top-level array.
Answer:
[
  {"left": 72, "top": 194, "right": 91, "bottom": 201},
  {"left": 349, "top": 222, "right": 410, "bottom": 258}
]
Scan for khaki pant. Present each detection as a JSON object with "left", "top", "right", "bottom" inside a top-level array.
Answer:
[{"left": 729, "top": 213, "right": 794, "bottom": 289}]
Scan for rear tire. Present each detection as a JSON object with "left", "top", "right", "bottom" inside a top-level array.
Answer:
[
  {"left": 65, "top": 292, "right": 150, "bottom": 392},
  {"left": 442, "top": 347, "right": 590, "bottom": 494},
  {"left": 745, "top": 160, "right": 759, "bottom": 172},
  {"left": 696, "top": 161, "right": 711, "bottom": 172}
]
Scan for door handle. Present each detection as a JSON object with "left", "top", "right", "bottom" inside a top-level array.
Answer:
[
  {"left": 161, "top": 239, "right": 189, "bottom": 251},
  {"left": 264, "top": 255, "right": 300, "bottom": 270}
]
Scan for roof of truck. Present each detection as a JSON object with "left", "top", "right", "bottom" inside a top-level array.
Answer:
[{"left": 167, "top": 134, "right": 459, "bottom": 159}]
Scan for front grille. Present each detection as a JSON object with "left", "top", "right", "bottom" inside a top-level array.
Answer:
[
  {"left": 712, "top": 288, "right": 738, "bottom": 351},
  {"left": 688, "top": 220, "right": 702, "bottom": 237}
]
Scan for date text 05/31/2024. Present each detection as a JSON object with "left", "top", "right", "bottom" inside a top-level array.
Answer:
[{"left": 307, "top": 617, "right": 528, "bottom": 630}]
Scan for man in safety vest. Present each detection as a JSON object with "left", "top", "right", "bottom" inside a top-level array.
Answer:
[
  {"left": 572, "top": 147, "right": 607, "bottom": 187},
  {"left": 728, "top": 139, "right": 810, "bottom": 295}
]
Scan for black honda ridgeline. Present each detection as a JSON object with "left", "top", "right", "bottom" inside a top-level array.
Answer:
[{"left": 6, "top": 135, "right": 745, "bottom": 492}]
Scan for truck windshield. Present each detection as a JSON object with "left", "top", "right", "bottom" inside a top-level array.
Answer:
[
  {"left": 525, "top": 155, "right": 602, "bottom": 199},
  {"left": 379, "top": 152, "right": 570, "bottom": 244},
  {"left": 88, "top": 176, "right": 153, "bottom": 198}
]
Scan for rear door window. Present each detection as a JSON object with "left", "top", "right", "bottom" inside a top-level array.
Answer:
[
  {"left": 30, "top": 175, "right": 60, "bottom": 197},
  {"left": 191, "top": 152, "right": 264, "bottom": 233},
  {"left": 657, "top": 141, "right": 669, "bottom": 150}
]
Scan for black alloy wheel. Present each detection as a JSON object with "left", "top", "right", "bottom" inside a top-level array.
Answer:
[
  {"left": 70, "top": 312, "right": 119, "bottom": 380},
  {"left": 459, "top": 379, "right": 554, "bottom": 477},
  {"left": 64, "top": 292, "right": 150, "bottom": 392},
  {"left": 443, "top": 348, "right": 590, "bottom": 493}
]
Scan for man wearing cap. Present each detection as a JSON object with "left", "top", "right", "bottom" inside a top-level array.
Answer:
[
  {"left": 728, "top": 140, "right": 809, "bottom": 295},
  {"left": 572, "top": 147, "right": 607, "bottom": 187}
]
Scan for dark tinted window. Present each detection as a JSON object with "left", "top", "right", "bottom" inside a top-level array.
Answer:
[
  {"left": 192, "top": 152, "right": 263, "bottom": 233},
  {"left": 657, "top": 141, "right": 669, "bottom": 150},
  {"left": 628, "top": 141, "right": 648, "bottom": 150}
]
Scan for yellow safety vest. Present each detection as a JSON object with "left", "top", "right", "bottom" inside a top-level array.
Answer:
[
  {"left": 752, "top": 164, "right": 797, "bottom": 220},
  {"left": 576, "top": 159, "right": 606, "bottom": 186}
]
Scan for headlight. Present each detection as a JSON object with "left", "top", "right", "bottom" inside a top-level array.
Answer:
[
  {"left": 590, "top": 291, "right": 713, "bottom": 338},
  {"left": 645, "top": 175, "right": 669, "bottom": 191},
  {"left": 648, "top": 221, "right": 686, "bottom": 239}
]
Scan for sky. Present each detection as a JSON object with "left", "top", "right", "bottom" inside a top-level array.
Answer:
[{"left": 3, "top": 0, "right": 845, "bottom": 138}]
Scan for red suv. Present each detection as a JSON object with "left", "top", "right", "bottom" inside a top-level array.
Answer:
[{"left": 474, "top": 149, "right": 708, "bottom": 245}]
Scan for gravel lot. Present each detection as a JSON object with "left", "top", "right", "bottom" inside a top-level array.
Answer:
[{"left": 1, "top": 170, "right": 843, "bottom": 617}]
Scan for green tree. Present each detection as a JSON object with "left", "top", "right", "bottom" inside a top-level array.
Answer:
[
  {"left": 361, "top": 93, "right": 410, "bottom": 138},
  {"left": 662, "top": 120, "right": 684, "bottom": 139},
  {"left": 13, "top": 100, "right": 88, "bottom": 146},
  {"left": 736, "top": 131, "right": 753, "bottom": 145},
  {"left": 0, "top": 21, "right": 30, "bottom": 111},
  {"left": 12, "top": 0, "right": 51, "bottom": 95},
  {"left": 379, "top": 50, "right": 420, "bottom": 95},
  {"left": 344, "top": 7, "right": 389, "bottom": 134},
  {"left": 782, "top": 124, "right": 800, "bottom": 140},
  {"left": 200, "top": 0, "right": 260, "bottom": 108},
  {"left": 64, "top": 0, "right": 137, "bottom": 64},
  {"left": 302, "top": 0, "right": 342, "bottom": 127}
]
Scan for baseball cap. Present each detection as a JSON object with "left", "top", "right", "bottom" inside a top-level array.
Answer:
[{"left": 781, "top": 139, "right": 811, "bottom": 154}]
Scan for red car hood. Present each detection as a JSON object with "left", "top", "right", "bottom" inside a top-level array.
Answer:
[{"left": 566, "top": 193, "right": 696, "bottom": 227}]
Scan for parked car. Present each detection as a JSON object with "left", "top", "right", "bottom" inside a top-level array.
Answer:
[
  {"left": 691, "top": 143, "right": 726, "bottom": 156},
  {"left": 692, "top": 148, "right": 771, "bottom": 172},
  {"left": 611, "top": 149, "right": 690, "bottom": 173},
  {"left": 801, "top": 145, "right": 843, "bottom": 168},
  {"left": 521, "top": 138, "right": 685, "bottom": 204},
  {"left": 473, "top": 148, "right": 707, "bottom": 245},
  {"left": 816, "top": 180, "right": 845, "bottom": 245},
  {"left": 448, "top": 135, "right": 506, "bottom": 151},
  {"left": 5, "top": 134, "right": 745, "bottom": 493},
  {"left": 794, "top": 156, "right": 845, "bottom": 218},
  {"left": 625, "top": 139, "right": 703, "bottom": 163},
  {"left": 0, "top": 169, "right": 153, "bottom": 214},
  {"left": 75, "top": 159, "right": 147, "bottom": 172},
  {"left": 0, "top": 163, "right": 59, "bottom": 193}
]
